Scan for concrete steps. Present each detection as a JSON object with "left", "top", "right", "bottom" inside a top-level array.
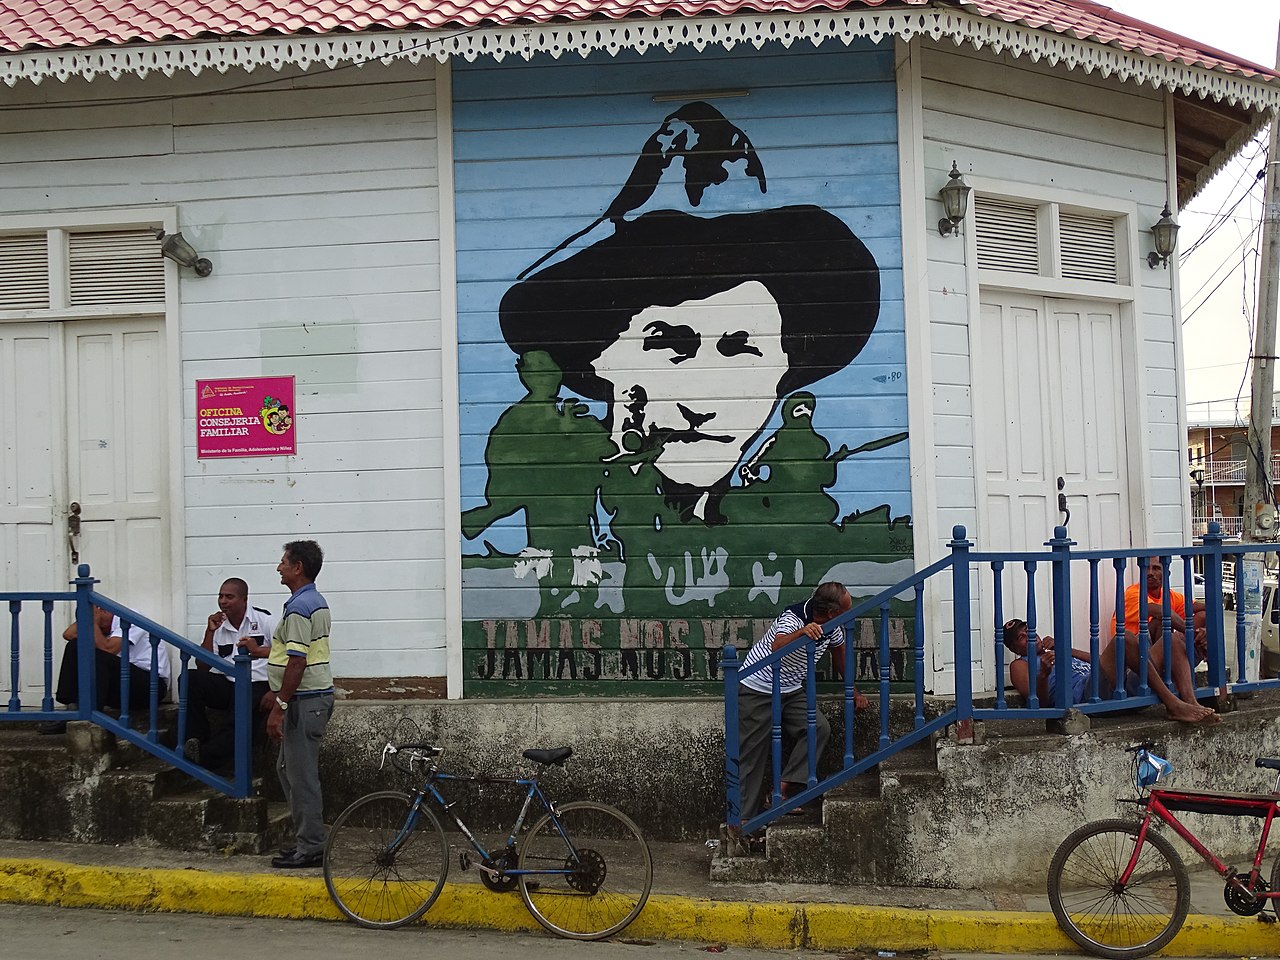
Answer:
[
  {"left": 0, "top": 718, "right": 283, "bottom": 854},
  {"left": 712, "top": 697, "right": 946, "bottom": 886}
]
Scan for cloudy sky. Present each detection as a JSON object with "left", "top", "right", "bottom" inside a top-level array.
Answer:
[{"left": 1100, "top": 1, "right": 1279, "bottom": 421}]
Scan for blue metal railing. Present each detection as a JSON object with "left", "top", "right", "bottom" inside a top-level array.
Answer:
[
  {"left": 1, "top": 564, "right": 254, "bottom": 799},
  {"left": 724, "top": 522, "right": 1280, "bottom": 836}
]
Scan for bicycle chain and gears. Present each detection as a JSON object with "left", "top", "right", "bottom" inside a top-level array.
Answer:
[
  {"left": 1224, "top": 873, "right": 1268, "bottom": 916},
  {"left": 565, "top": 849, "right": 607, "bottom": 895},
  {"left": 459, "top": 847, "right": 520, "bottom": 892},
  {"left": 480, "top": 848, "right": 519, "bottom": 893}
]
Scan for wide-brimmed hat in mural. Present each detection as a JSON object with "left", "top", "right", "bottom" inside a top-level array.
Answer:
[{"left": 497, "top": 102, "right": 881, "bottom": 498}]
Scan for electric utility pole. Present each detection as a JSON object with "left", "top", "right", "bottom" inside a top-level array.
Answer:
[{"left": 1238, "top": 26, "right": 1280, "bottom": 681}]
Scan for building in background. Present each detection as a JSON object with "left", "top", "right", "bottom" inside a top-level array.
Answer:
[{"left": 1187, "top": 396, "right": 1280, "bottom": 540}]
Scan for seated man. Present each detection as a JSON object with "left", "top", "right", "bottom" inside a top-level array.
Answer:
[
  {"left": 1002, "top": 618, "right": 1217, "bottom": 723},
  {"left": 1110, "top": 556, "right": 1208, "bottom": 664},
  {"left": 737, "top": 582, "right": 867, "bottom": 822},
  {"left": 38, "top": 604, "right": 171, "bottom": 734},
  {"left": 185, "top": 578, "right": 276, "bottom": 770}
]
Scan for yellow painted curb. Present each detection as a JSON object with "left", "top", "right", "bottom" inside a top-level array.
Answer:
[{"left": 0, "top": 857, "right": 1276, "bottom": 956}]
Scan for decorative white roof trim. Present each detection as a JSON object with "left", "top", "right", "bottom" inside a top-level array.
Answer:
[{"left": 3, "top": 6, "right": 1279, "bottom": 113}]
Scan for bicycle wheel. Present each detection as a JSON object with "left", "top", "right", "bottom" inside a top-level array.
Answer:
[
  {"left": 1048, "top": 818, "right": 1189, "bottom": 959},
  {"left": 323, "top": 790, "right": 449, "bottom": 929},
  {"left": 518, "top": 800, "right": 652, "bottom": 940}
]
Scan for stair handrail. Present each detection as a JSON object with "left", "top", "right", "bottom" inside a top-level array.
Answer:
[
  {"left": 723, "top": 521, "right": 1280, "bottom": 840},
  {"left": 0, "top": 564, "right": 254, "bottom": 799}
]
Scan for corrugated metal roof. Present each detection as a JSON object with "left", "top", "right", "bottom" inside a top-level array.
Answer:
[{"left": 0, "top": 0, "right": 1275, "bottom": 87}]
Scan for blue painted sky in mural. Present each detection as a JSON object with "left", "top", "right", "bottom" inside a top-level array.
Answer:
[{"left": 454, "top": 42, "right": 909, "bottom": 553}]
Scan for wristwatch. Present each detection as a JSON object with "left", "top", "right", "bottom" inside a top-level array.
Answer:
[{"left": 275, "top": 696, "right": 290, "bottom": 712}]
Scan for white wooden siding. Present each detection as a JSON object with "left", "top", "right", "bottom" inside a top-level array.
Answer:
[
  {"left": 0, "top": 62, "right": 445, "bottom": 681},
  {"left": 915, "top": 39, "right": 1176, "bottom": 694}
]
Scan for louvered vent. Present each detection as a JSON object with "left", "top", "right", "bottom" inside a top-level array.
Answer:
[
  {"left": 1061, "top": 212, "right": 1118, "bottom": 282},
  {"left": 974, "top": 197, "right": 1040, "bottom": 274},
  {"left": 0, "top": 234, "right": 50, "bottom": 309},
  {"left": 68, "top": 230, "right": 164, "bottom": 306}
]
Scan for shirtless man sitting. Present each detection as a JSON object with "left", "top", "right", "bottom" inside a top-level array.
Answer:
[{"left": 1003, "top": 617, "right": 1217, "bottom": 724}]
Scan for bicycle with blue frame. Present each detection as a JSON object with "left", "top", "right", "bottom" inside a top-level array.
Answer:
[
  {"left": 322, "top": 741, "right": 652, "bottom": 939},
  {"left": 1048, "top": 740, "right": 1280, "bottom": 958}
]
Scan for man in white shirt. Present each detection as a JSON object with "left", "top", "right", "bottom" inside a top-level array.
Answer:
[
  {"left": 184, "top": 578, "right": 276, "bottom": 770},
  {"left": 38, "top": 604, "right": 172, "bottom": 734}
]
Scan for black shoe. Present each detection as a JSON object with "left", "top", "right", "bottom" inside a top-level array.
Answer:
[
  {"left": 278, "top": 847, "right": 296, "bottom": 858},
  {"left": 184, "top": 738, "right": 202, "bottom": 765},
  {"left": 271, "top": 850, "right": 322, "bottom": 869},
  {"left": 35, "top": 721, "right": 67, "bottom": 735}
]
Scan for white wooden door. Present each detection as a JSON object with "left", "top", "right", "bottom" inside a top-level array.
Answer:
[
  {"left": 0, "top": 318, "right": 168, "bottom": 697},
  {"left": 0, "top": 323, "right": 69, "bottom": 691},
  {"left": 65, "top": 320, "right": 169, "bottom": 618},
  {"left": 978, "top": 294, "right": 1131, "bottom": 684}
]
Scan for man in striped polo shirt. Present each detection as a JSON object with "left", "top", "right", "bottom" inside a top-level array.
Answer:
[
  {"left": 737, "top": 581, "right": 858, "bottom": 821},
  {"left": 265, "top": 540, "right": 334, "bottom": 869}
]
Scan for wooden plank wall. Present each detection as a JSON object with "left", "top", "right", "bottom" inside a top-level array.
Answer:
[
  {"left": 0, "top": 61, "right": 446, "bottom": 681},
  {"left": 918, "top": 39, "right": 1175, "bottom": 691}
]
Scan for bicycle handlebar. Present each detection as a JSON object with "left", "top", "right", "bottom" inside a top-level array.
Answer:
[
  {"left": 1125, "top": 740, "right": 1158, "bottom": 754},
  {"left": 379, "top": 741, "right": 443, "bottom": 774}
]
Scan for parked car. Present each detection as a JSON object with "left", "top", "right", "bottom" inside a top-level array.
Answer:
[{"left": 1219, "top": 576, "right": 1280, "bottom": 679}]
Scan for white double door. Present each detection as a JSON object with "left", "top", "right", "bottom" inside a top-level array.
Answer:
[
  {"left": 977, "top": 293, "right": 1134, "bottom": 687},
  {"left": 0, "top": 317, "right": 170, "bottom": 695}
]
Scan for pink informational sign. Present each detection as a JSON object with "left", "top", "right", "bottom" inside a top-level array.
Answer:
[{"left": 196, "top": 376, "right": 297, "bottom": 459}]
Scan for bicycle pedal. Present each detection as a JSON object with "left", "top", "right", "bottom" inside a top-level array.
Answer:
[
  {"left": 1259, "top": 912, "right": 1277, "bottom": 924},
  {"left": 459, "top": 851, "right": 472, "bottom": 871}
]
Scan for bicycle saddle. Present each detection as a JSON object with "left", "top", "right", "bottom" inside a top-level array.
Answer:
[
  {"left": 524, "top": 747, "right": 572, "bottom": 766},
  {"left": 1255, "top": 757, "right": 1280, "bottom": 770}
]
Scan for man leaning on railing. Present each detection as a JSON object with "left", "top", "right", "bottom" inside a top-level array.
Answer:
[
  {"left": 735, "top": 582, "right": 867, "bottom": 828},
  {"left": 36, "top": 604, "right": 171, "bottom": 735}
]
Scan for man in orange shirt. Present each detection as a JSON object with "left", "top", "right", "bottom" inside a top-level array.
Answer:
[{"left": 1107, "top": 557, "right": 1216, "bottom": 724}]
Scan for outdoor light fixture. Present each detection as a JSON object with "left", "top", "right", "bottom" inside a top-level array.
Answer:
[
  {"left": 1146, "top": 204, "right": 1180, "bottom": 269},
  {"left": 1191, "top": 467, "right": 1205, "bottom": 491},
  {"left": 937, "top": 161, "right": 970, "bottom": 236},
  {"left": 153, "top": 228, "right": 213, "bottom": 277}
]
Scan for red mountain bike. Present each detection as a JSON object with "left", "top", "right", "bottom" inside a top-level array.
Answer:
[{"left": 1048, "top": 740, "right": 1280, "bottom": 959}]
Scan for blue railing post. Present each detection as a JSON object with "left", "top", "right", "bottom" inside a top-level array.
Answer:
[
  {"left": 803, "top": 640, "right": 818, "bottom": 790},
  {"left": 1158, "top": 554, "right": 1174, "bottom": 688},
  {"left": 1087, "top": 559, "right": 1101, "bottom": 702},
  {"left": 949, "top": 525, "right": 974, "bottom": 737},
  {"left": 1048, "top": 526, "right": 1075, "bottom": 711},
  {"left": 232, "top": 649, "right": 254, "bottom": 798},
  {"left": 1202, "top": 522, "right": 1227, "bottom": 690},
  {"left": 41, "top": 600, "right": 55, "bottom": 712},
  {"left": 722, "top": 646, "right": 741, "bottom": 830},
  {"left": 878, "top": 604, "right": 891, "bottom": 749},
  {"left": 992, "top": 561, "right": 1006, "bottom": 710},
  {"left": 1136, "top": 559, "right": 1151, "bottom": 696},
  {"left": 1025, "top": 561, "right": 1040, "bottom": 709},
  {"left": 1113, "top": 558, "right": 1129, "bottom": 698},
  {"left": 7, "top": 600, "right": 20, "bottom": 712},
  {"left": 72, "top": 565, "right": 98, "bottom": 721}
]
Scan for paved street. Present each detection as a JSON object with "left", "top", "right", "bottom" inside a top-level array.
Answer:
[
  {"left": 0, "top": 904, "right": 822, "bottom": 960},
  {"left": 0, "top": 904, "right": 1228, "bottom": 960}
]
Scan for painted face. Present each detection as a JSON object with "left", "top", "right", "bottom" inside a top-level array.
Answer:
[{"left": 592, "top": 281, "right": 788, "bottom": 489}]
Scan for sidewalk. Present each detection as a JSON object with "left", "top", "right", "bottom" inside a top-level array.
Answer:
[{"left": 0, "top": 837, "right": 1276, "bottom": 955}]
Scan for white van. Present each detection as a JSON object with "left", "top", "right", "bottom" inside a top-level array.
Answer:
[{"left": 1222, "top": 578, "right": 1280, "bottom": 678}]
